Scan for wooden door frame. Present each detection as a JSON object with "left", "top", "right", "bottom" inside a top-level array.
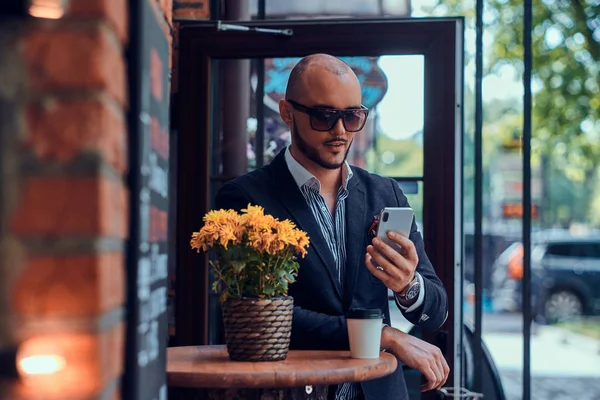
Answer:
[{"left": 175, "top": 17, "right": 464, "bottom": 391}]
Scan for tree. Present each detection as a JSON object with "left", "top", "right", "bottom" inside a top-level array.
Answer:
[
  {"left": 422, "top": 0, "right": 600, "bottom": 226},
  {"left": 488, "top": 0, "right": 599, "bottom": 225}
]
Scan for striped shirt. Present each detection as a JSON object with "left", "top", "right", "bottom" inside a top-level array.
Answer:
[{"left": 285, "top": 147, "right": 362, "bottom": 400}]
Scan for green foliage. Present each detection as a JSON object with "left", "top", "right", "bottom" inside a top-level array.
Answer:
[
  {"left": 591, "top": 180, "right": 600, "bottom": 227},
  {"left": 557, "top": 319, "right": 600, "bottom": 339},
  {"left": 210, "top": 246, "right": 300, "bottom": 302},
  {"left": 366, "top": 135, "right": 425, "bottom": 221},
  {"left": 421, "top": 0, "right": 600, "bottom": 227},
  {"left": 488, "top": 0, "right": 599, "bottom": 156}
]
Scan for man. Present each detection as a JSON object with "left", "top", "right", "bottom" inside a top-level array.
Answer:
[{"left": 215, "top": 53, "right": 449, "bottom": 400}]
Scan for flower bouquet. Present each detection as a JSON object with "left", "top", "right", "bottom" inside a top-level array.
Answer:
[{"left": 190, "top": 204, "right": 309, "bottom": 361}]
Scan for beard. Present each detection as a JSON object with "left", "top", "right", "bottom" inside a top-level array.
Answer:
[{"left": 292, "top": 118, "right": 352, "bottom": 170}]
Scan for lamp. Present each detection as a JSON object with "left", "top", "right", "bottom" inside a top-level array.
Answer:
[
  {"left": 0, "top": 341, "right": 66, "bottom": 382},
  {"left": 17, "top": 353, "right": 66, "bottom": 377},
  {"left": 0, "top": 0, "right": 65, "bottom": 20},
  {"left": 28, "top": 0, "right": 64, "bottom": 19}
]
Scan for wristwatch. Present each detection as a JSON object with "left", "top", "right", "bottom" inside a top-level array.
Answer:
[{"left": 397, "top": 275, "right": 421, "bottom": 305}]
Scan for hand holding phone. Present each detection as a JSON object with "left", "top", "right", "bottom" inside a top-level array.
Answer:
[
  {"left": 375, "top": 207, "right": 414, "bottom": 253},
  {"left": 366, "top": 207, "right": 419, "bottom": 294}
]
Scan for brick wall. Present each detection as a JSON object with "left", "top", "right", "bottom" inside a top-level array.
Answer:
[
  {"left": 173, "top": 0, "right": 210, "bottom": 21},
  {"left": 0, "top": 0, "right": 172, "bottom": 399}
]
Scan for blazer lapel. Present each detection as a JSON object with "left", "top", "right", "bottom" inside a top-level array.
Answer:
[
  {"left": 269, "top": 152, "right": 343, "bottom": 300},
  {"left": 343, "top": 174, "right": 367, "bottom": 308}
]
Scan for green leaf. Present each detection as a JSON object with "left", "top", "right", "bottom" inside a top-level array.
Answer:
[
  {"left": 263, "top": 285, "right": 275, "bottom": 296},
  {"left": 231, "top": 261, "right": 246, "bottom": 274}
]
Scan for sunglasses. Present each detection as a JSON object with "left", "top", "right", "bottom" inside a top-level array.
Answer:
[{"left": 287, "top": 100, "right": 369, "bottom": 132}]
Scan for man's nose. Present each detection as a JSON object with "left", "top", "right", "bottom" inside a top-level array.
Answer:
[{"left": 330, "top": 117, "right": 346, "bottom": 135}]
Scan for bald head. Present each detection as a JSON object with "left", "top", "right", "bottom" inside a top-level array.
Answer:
[{"left": 285, "top": 54, "right": 357, "bottom": 101}]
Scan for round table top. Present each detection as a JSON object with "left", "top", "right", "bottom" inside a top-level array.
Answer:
[{"left": 167, "top": 345, "right": 398, "bottom": 389}]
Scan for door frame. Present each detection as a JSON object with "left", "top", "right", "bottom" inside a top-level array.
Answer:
[{"left": 175, "top": 16, "right": 464, "bottom": 391}]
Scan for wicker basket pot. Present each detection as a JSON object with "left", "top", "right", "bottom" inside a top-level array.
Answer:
[{"left": 221, "top": 296, "right": 294, "bottom": 362}]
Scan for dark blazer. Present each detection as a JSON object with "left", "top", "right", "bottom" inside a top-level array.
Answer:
[{"left": 214, "top": 149, "right": 448, "bottom": 400}]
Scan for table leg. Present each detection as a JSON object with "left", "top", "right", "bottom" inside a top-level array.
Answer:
[{"left": 168, "top": 385, "right": 329, "bottom": 400}]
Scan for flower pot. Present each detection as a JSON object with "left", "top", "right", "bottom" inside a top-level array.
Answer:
[{"left": 221, "top": 296, "right": 294, "bottom": 362}]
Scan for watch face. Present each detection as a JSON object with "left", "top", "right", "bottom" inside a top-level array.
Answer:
[{"left": 406, "top": 284, "right": 420, "bottom": 300}]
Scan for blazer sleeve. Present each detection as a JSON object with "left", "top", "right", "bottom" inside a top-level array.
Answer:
[
  {"left": 214, "top": 181, "right": 351, "bottom": 350},
  {"left": 390, "top": 179, "right": 449, "bottom": 331}
]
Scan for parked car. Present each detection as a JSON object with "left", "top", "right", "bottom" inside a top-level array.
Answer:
[{"left": 491, "top": 231, "right": 600, "bottom": 324}]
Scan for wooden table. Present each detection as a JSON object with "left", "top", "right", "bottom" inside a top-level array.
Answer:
[{"left": 167, "top": 345, "right": 398, "bottom": 400}]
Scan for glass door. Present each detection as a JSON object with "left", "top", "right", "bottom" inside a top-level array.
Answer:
[{"left": 174, "top": 17, "right": 464, "bottom": 399}]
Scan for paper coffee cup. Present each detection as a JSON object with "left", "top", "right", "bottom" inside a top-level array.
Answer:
[{"left": 346, "top": 308, "right": 383, "bottom": 359}]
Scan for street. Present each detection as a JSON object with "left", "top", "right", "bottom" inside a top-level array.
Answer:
[{"left": 389, "top": 302, "right": 600, "bottom": 399}]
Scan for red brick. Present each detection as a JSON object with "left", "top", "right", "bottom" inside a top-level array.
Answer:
[
  {"left": 68, "top": 0, "right": 128, "bottom": 44},
  {"left": 173, "top": 0, "right": 209, "bottom": 20},
  {"left": 10, "top": 177, "right": 128, "bottom": 238},
  {"left": 12, "top": 323, "right": 124, "bottom": 399},
  {"left": 23, "top": 26, "right": 126, "bottom": 106},
  {"left": 11, "top": 253, "right": 125, "bottom": 318},
  {"left": 25, "top": 98, "right": 127, "bottom": 173}
]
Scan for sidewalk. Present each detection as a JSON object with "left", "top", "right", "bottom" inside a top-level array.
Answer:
[
  {"left": 483, "top": 324, "right": 600, "bottom": 377},
  {"left": 484, "top": 323, "right": 600, "bottom": 400},
  {"left": 389, "top": 302, "right": 600, "bottom": 398},
  {"left": 498, "top": 370, "right": 600, "bottom": 400}
]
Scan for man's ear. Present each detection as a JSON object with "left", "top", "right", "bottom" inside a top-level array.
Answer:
[{"left": 279, "top": 99, "right": 293, "bottom": 127}]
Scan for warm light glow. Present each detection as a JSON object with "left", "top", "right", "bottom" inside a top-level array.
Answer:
[
  {"left": 18, "top": 355, "right": 66, "bottom": 376},
  {"left": 13, "top": 336, "right": 86, "bottom": 398},
  {"left": 29, "top": 0, "right": 64, "bottom": 19}
]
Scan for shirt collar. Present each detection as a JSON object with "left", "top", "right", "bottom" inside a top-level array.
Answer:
[{"left": 284, "top": 146, "right": 353, "bottom": 192}]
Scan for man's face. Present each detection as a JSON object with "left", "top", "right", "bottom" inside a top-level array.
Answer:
[{"left": 282, "top": 69, "right": 363, "bottom": 170}]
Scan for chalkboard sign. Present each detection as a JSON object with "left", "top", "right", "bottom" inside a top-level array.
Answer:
[{"left": 124, "top": 0, "right": 170, "bottom": 398}]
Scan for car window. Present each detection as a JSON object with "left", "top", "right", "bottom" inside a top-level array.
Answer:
[
  {"left": 545, "top": 242, "right": 600, "bottom": 258},
  {"left": 581, "top": 243, "right": 600, "bottom": 258},
  {"left": 545, "top": 243, "right": 581, "bottom": 257}
]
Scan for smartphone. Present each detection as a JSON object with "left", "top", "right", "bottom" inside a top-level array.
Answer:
[{"left": 376, "top": 207, "right": 414, "bottom": 253}]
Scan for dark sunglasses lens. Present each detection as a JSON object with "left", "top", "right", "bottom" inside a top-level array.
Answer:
[
  {"left": 343, "top": 110, "right": 367, "bottom": 132},
  {"left": 310, "top": 110, "right": 337, "bottom": 131},
  {"left": 309, "top": 109, "right": 368, "bottom": 132}
]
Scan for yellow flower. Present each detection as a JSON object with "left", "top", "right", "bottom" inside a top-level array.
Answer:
[
  {"left": 294, "top": 230, "right": 310, "bottom": 257},
  {"left": 203, "top": 209, "right": 238, "bottom": 225},
  {"left": 218, "top": 226, "right": 239, "bottom": 249},
  {"left": 191, "top": 209, "right": 245, "bottom": 251},
  {"left": 248, "top": 230, "right": 274, "bottom": 254},
  {"left": 191, "top": 206, "right": 309, "bottom": 257},
  {"left": 191, "top": 206, "right": 311, "bottom": 300},
  {"left": 241, "top": 204, "right": 267, "bottom": 226}
]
